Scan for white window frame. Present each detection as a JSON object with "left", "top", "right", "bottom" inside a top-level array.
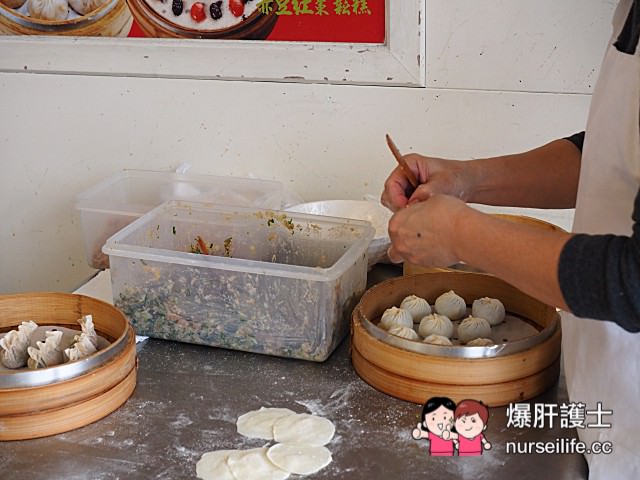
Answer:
[{"left": 0, "top": 0, "right": 425, "bottom": 86}]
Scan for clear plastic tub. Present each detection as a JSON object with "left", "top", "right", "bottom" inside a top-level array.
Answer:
[
  {"left": 75, "top": 170, "right": 284, "bottom": 269},
  {"left": 102, "top": 201, "right": 375, "bottom": 362}
]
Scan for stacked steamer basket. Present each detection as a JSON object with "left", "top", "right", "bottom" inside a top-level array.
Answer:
[
  {"left": 351, "top": 271, "right": 561, "bottom": 407},
  {"left": 353, "top": 215, "right": 566, "bottom": 407},
  {"left": 0, "top": 292, "right": 136, "bottom": 441}
]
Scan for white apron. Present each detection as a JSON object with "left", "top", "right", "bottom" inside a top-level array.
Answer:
[{"left": 562, "top": 0, "right": 640, "bottom": 478}]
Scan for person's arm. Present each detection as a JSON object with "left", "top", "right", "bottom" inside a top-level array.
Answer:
[
  {"left": 388, "top": 190, "right": 640, "bottom": 331},
  {"left": 452, "top": 203, "right": 572, "bottom": 310},
  {"left": 461, "top": 138, "right": 582, "bottom": 208},
  {"left": 387, "top": 194, "right": 572, "bottom": 309},
  {"left": 558, "top": 187, "right": 640, "bottom": 332},
  {"left": 382, "top": 137, "right": 582, "bottom": 211}
]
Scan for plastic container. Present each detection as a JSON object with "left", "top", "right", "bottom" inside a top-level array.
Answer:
[
  {"left": 75, "top": 170, "right": 284, "bottom": 269},
  {"left": 103, "top": 200, "right": 375, "bottom": 362},
  {"left": 286, "top": 200, "right": 392, "bottom": 269}
]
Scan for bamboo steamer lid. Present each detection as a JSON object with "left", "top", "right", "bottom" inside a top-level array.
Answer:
[
  {"left": 351, "top": 272, "right": 561, "bottom": 407},
  {"left": 0, "top": 292, "right": 137, "bottom": 441}
]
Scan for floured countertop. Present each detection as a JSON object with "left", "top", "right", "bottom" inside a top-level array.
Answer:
[{"left": 1, "top": 265, "right": 587, "bottom": 480}]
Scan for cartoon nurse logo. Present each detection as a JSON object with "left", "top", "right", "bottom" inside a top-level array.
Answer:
[
  {"left": 412, "top": 397, "right": 492, "bottom": 456},
  {"left": 411, "top": 397, "right": 456, "bottom": 456}
]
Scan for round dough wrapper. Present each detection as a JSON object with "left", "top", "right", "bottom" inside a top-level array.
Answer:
[
  {"left": 237, "top": 407, "right": 296, "bottom": 440},
  {"left": 227, "top": 448, "right": 289, "bottom": 480},
  {"left": 273, "top": 413, "right": 335, "bottom": 446},
  {"left": 267, "top": 444, "right": 332, "bottom": 475},
  {"left": 195, "top": 450, "right": 236, "bottom": 480}
]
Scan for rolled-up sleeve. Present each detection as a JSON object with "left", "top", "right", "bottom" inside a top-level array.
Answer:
[{"left": 558, "top": 188, "right": 640, "bottom": 332}]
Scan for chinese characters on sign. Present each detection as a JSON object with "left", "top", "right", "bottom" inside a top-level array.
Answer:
[
  {"left": 256, "top": 0, "right": 372, "bottom": 16},
  {"left": 506, "top": 402, "right": 613, "bottom": 429},
  {"left": 504, "top": 402, "right": 614, "bottom": 456}
]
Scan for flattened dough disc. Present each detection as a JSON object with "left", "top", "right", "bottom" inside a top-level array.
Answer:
[
  {"left": 267, "top": 444, "right": 332, "bottom": 475},
  {"left": 195, "top": 450, "right": 236, "bottom": 480},
  {"left": 227, "top": 447, "right": 289, "bottom": 480},
  {"left": 273, "top": 413, "right": 336, "bottom": 446},
  {"left": 236, "top": 407, "right": 296, "bottom": 440}
]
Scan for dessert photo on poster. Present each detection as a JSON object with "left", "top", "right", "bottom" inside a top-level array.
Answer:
[{"left": 0, "top": 0, "right": 385, "bottom": 41}]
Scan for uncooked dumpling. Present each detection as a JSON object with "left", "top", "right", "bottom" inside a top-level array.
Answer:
[
  {"left": 68, "top": 0, "right": 107, "bottom": 14},
  {"left": 457, "top": 315, "right": 492, "bottom": 343},
  {"left": 434, "top": 290, "right": 467, "bottom": 320},
  {"left": 472, "top": 297, "right": 506, "bottom": 325},
  {"left": 399, "top": 295, "right": 431, "bottom": 322},
  {"left": 422, "top": 334, "right": 453, "bottom": 346},
  {"left": 418, "top": 313, "right": 454, "bottom": 338},
  {"left": 466, "top": 337, "right": 495, "bottom": 347},
  {"left": 27, "top": 0, "right": 69, "bottom": 20},
  {"left": 27, "top": 330, "right": 65, "bottom": 369},
  {"left": 64, "top": 314, "right": 99, "bottom": 362},
  {"left": 379, "top": 306, "right": 413, "bottom": 330},
  {"left": 0, "top": 320, "right": 38, "bottom": 369},
  {"left": 64, "top": 332, "right": 97, "bottom": 362},
  {"left": 388, "top": 325, "right": 420, "bottom": 341}
]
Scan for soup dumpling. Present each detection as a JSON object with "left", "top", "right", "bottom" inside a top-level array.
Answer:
[
  {"left": 28, "top": 0, "right": 69, "bottom": 20},
  {"left": 422, "top": 334, "right": 453, "bottom": 346},
  {"left": 466, "top": 337, "right": 495, "bottom": 347},
  {"left": 434, "top": 290, "right": 466, "bottom": 320},
  {"left": 379, "top": 307, "right": 413, "bottom": 330},
  {"left": 457, "top": 316, "right": 492, "bottom": 343},
  {"left": 68, "top": 0, "right": 108, "bottom": 15},
  {"left": 388, "top": 325, "right": 420, "bottom": 341},
  {"left": 472, "top": 297, "right": 506, "bottom": 326},
  {"left": 399, "top": 295, "right": 431, "bottom": 322},
  {"left": 418, "top": 313, "right": 454, "bottom": 339}
]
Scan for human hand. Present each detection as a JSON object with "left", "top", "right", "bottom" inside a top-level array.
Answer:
[
  {"left": 412, "top": 427, "right": 423, "bottom": 440},
  {"left": 381, "top": 154, "right": 468, "bottom": 212},
  {"left": 484, "top": 442, "right": 492, "bottom": 450},
  {"left": 386, "top": 194, "right": 468, "bottom": 266}
]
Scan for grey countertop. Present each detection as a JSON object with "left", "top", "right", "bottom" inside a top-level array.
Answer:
[{"left": 1, "top": 265, "right": 588, "bottom": 480}]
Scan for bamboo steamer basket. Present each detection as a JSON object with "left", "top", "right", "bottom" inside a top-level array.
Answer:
[
  {"left": 125, "top": 0, "right": 278, "bottom": 39},
  {"left": 0, "top": 292, "right": 137, "bottom": 441},
  {"left": 0, "top": 0, "right": 132, "bottom": 36},
  {"left": 351, "top": 272, "right": 561, "bottom": 407}
]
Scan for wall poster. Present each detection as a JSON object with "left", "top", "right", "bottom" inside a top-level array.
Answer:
[
  {"left": 0, "top": 0, "right": 385, "bottom": 43},
  {"left": 0, "top": 1, "right": 424, "bottom": 87}
]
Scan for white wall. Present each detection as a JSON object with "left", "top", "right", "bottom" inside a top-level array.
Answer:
[{"left": 0, "top": 0, "right": 616, "bottom": 294}]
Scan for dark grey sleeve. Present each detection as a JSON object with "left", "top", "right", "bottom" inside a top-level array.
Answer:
[
  {"left": 564, "top": 131, "right": 585, "bottom": 151},
  {"left": 558, "top": 187, "right": 640, "bottom": 332}
]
